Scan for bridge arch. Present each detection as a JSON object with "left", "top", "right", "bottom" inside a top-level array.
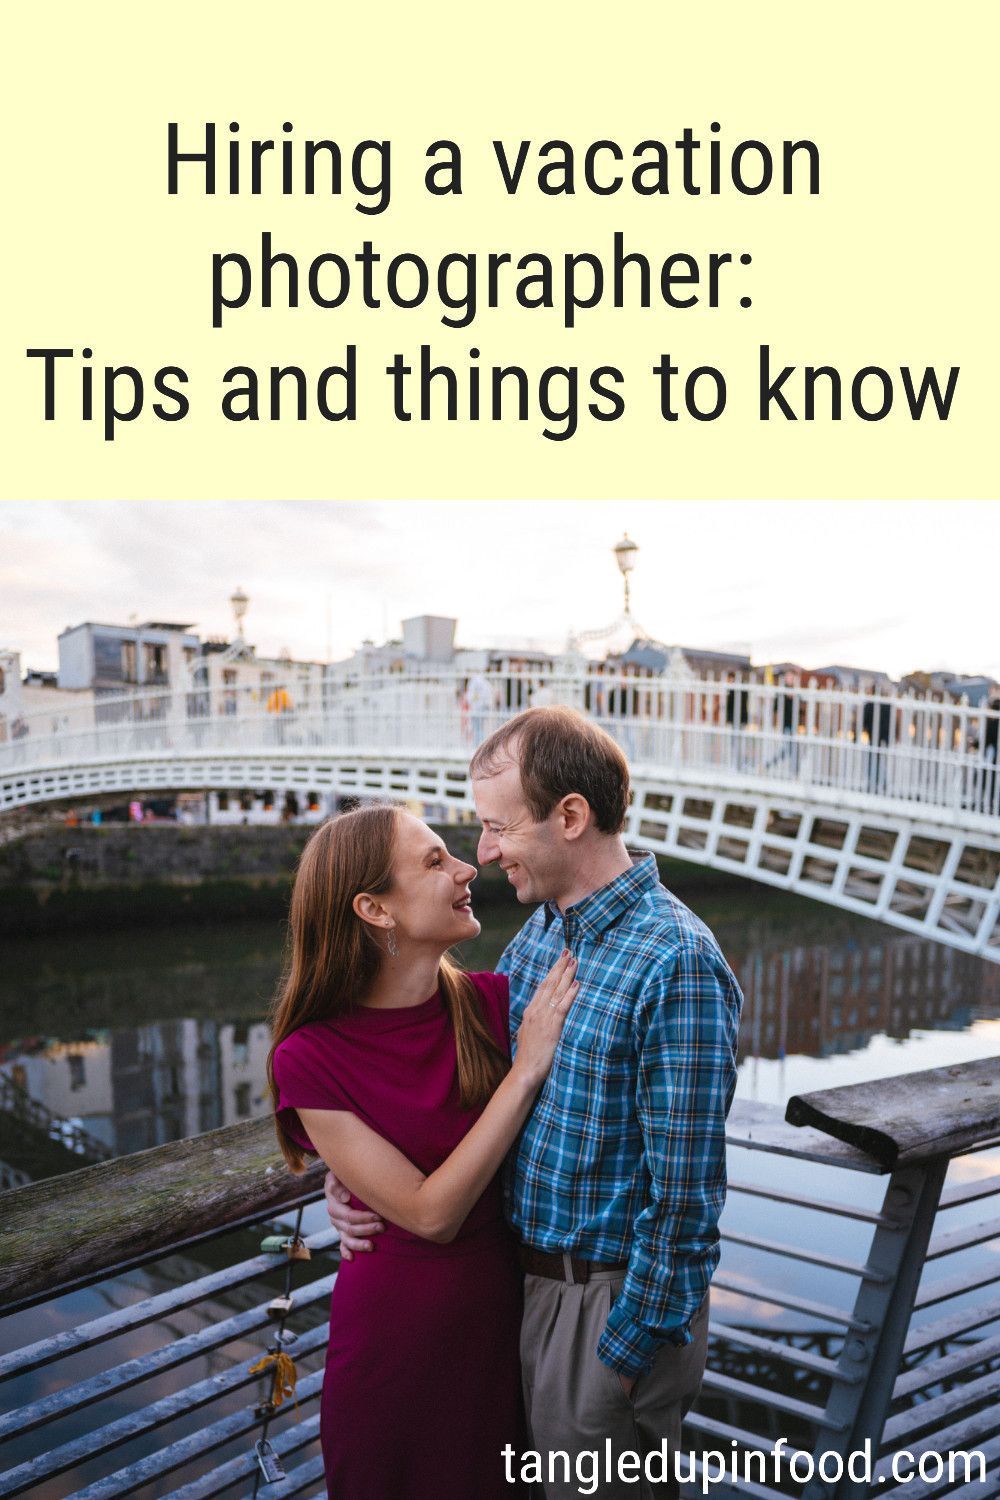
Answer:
[{"left": 2, "top": 672, "right": 999, "bottom": 961}]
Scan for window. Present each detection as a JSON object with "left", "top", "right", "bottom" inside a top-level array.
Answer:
[
  {"left": 103, "top": 637, "right": 131, "bottom": 683},
  {"left": 221, "top": 669, "right": 238, "bottom": 716},
  {"left": 234, "top": 1083, "right": 252, "bottom": 1118},
  {"left": 143, "top": 643, "right": 168, "bottom": 684},
  {"left": 68, "top": 1054, "right": 86, "bottom": 1091}
]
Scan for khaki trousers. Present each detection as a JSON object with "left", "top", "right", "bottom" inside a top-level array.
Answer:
[{"left": 520, "top": 1269, "right": 709, "bottom": 1500}]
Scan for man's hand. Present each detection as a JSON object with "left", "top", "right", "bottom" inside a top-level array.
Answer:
[
  {"left": 324, "top": 1169, "right": 384, "bottom": 1260},
  {"left": 617, "top": 1373, "right": 637, "bottom": 1399}
]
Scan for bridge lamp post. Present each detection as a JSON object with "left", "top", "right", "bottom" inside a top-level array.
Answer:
[
  {"left": 230, "top": 587, "right": 249, "bottom": 640},
  {"left": 614, "top": 534, "right": 638, "bottom": 619},
  {"left": 216, "top": 588, "right": 252, "bottom": 824}
]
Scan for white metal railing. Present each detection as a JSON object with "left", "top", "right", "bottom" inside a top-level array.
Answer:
[{"left": 2, "top": 671, "right": 999, "bottom": 821}]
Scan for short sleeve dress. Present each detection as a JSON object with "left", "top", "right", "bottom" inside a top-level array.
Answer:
[{"left": 272, "top": 971, "right": 524, "bottom": 1500}]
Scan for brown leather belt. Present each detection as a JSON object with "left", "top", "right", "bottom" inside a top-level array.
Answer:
[{"left": 518, "top": 1245, "right": 628, "bottom": 1284}]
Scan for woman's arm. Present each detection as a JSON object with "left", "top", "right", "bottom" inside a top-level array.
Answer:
[{"left": 300, "top": 954, "right": 577, "bottom": 1244}]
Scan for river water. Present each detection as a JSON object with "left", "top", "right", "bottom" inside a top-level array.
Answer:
[
  {"left": 2, "top": 866, "right": 998, "bottom": 1162},
  {"left": 1, "top": 866, "right": 998, "bottom": 1494}
]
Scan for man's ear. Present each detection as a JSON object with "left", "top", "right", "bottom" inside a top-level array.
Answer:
[
  {"left": 558, "top": 793, "right": 592, "bottom": 842},
  {"left": 352, "top": 891, "right": 393, "bottom": 930}
]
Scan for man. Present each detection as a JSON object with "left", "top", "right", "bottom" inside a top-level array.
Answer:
[
  {"left": 861, "top": 694, "right": 892, "bottom": 794},
  {"left": 327, "top": 707, "right": 742, "bottom": 1497},
  {"left": 724, "top": 674, "right": 749, "bottom": 772},
  {"left": 770, "top": 670, "right": 800, "bottom": 774},
  {"left": 983, "top": 695, "right": 999, "bottom": 815}
]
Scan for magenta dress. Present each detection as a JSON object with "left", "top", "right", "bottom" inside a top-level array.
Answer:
[{"left": 272, "top": 971, "right": 524, "bottom": 1500}]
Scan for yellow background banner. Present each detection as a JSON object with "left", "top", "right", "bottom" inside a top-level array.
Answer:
[{"left": 2, "top": 1, "right": 995, "bottom": 499}]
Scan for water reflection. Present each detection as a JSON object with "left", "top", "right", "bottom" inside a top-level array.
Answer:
[
  {"left": 2, "top": 880, "right": 998, "bottom": 1170},
  {"left": 1, "top": 1019, "right": 273, "bottom": 1162}
]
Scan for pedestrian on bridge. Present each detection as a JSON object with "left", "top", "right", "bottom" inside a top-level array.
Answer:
[
  {"left": 983, "top": 697, "right": 1000, "bottom": 815},
  {"left": 862, "top": 697, "right": 892, "bottom": 794},
  {"left": 767, "top": 671, "right": 800, "bottom": 774}
]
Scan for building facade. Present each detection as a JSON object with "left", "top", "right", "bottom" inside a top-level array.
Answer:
[
  {"left": 0, "top": 648, "right": 95, "bottom": 745},
  {"left": 58, "top": 621, "right": 200, "bottom": 697}
]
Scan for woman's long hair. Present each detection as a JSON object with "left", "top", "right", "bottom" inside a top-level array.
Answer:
[{"left": 267, "top": 805, "right": 509, "bottom": 1171}]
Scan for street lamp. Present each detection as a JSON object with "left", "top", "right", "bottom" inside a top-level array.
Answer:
[
  {"left": 565, "top": 533, "right": 649, "bottom": 656},
  {"left": 231, "top": 587, "right": 249, "bottom": 640},
  {"left": 614, "top": 534, "right": 638, "bottom": 618}
]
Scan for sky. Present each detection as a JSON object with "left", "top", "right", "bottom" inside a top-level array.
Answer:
[{"left": 2, "top": 499, "right": 998, "bottom": 679}]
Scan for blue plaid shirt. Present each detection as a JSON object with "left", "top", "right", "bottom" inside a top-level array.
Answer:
[{"left": 497, "top": 854, "right": 742, "bottom": 1379}]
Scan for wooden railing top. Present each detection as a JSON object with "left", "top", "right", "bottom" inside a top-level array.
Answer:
[
  {"left": 785, "top": 1055, "right": 1000, "bottom": 1169},
  {"left": 725, "top": 1099, "right": 885, "bottom": 1174},
  {"left": 0, "top": 1098, "right": 886, "bottom": 1309},
  {"left": 0, "top": 1115, "right": 326, "bottom": 1308},
  {"left": 4, "top": 1060, "right": 999, "bottom": 1307}
]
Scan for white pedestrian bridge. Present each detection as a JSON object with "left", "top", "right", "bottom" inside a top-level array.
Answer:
[{"left": 3, "top": 672, "right": 999, "bottom": 962}]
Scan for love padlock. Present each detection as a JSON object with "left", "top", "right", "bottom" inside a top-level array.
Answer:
[
  {"left": 260, "top": 1234, "right": 311, "bottom": 1260},
  {"left": 254, "top": 1437, "right": 286, "bottom": 1483}
]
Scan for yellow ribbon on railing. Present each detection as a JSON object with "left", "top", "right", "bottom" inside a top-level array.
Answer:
[{"left": 249, "top": 1349, "right": 298, "bottom": 1408}]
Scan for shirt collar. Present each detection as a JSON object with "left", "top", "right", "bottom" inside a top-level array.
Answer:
[{"left": 542, "top": 853, "right": 659, "bottom": 941}]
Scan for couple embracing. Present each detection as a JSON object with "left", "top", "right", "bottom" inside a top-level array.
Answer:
[{"left": 268, "top": 707, "right": 742, "bottom": 1498}]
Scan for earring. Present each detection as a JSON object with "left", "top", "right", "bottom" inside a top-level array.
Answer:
[{"left": 386, "top": 928, "right": 398, "bottom": 959}]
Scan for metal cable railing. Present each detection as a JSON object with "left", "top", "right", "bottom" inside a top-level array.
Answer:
[
  {"left": 0, "top": 1225, "right": 334, "bottom": 1498},
  {"left": 0, "top": 1060, "right": 998, "bottom": 1499}
]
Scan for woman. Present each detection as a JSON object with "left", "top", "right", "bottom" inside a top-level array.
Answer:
[{"left": 267, "top": 805, "right": 577, "bottom": 1500}]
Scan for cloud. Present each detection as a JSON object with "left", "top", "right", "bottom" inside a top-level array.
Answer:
[
  {"left": 753, "top": 616, "right": 909, "bottom": 662},
  {"left": 2, "top": 500, "right": 999, "bottom": 680}
]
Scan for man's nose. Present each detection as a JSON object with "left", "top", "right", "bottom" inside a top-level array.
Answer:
[{"left": 477, "top": 829, "right": 499, "bottom": 864}]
